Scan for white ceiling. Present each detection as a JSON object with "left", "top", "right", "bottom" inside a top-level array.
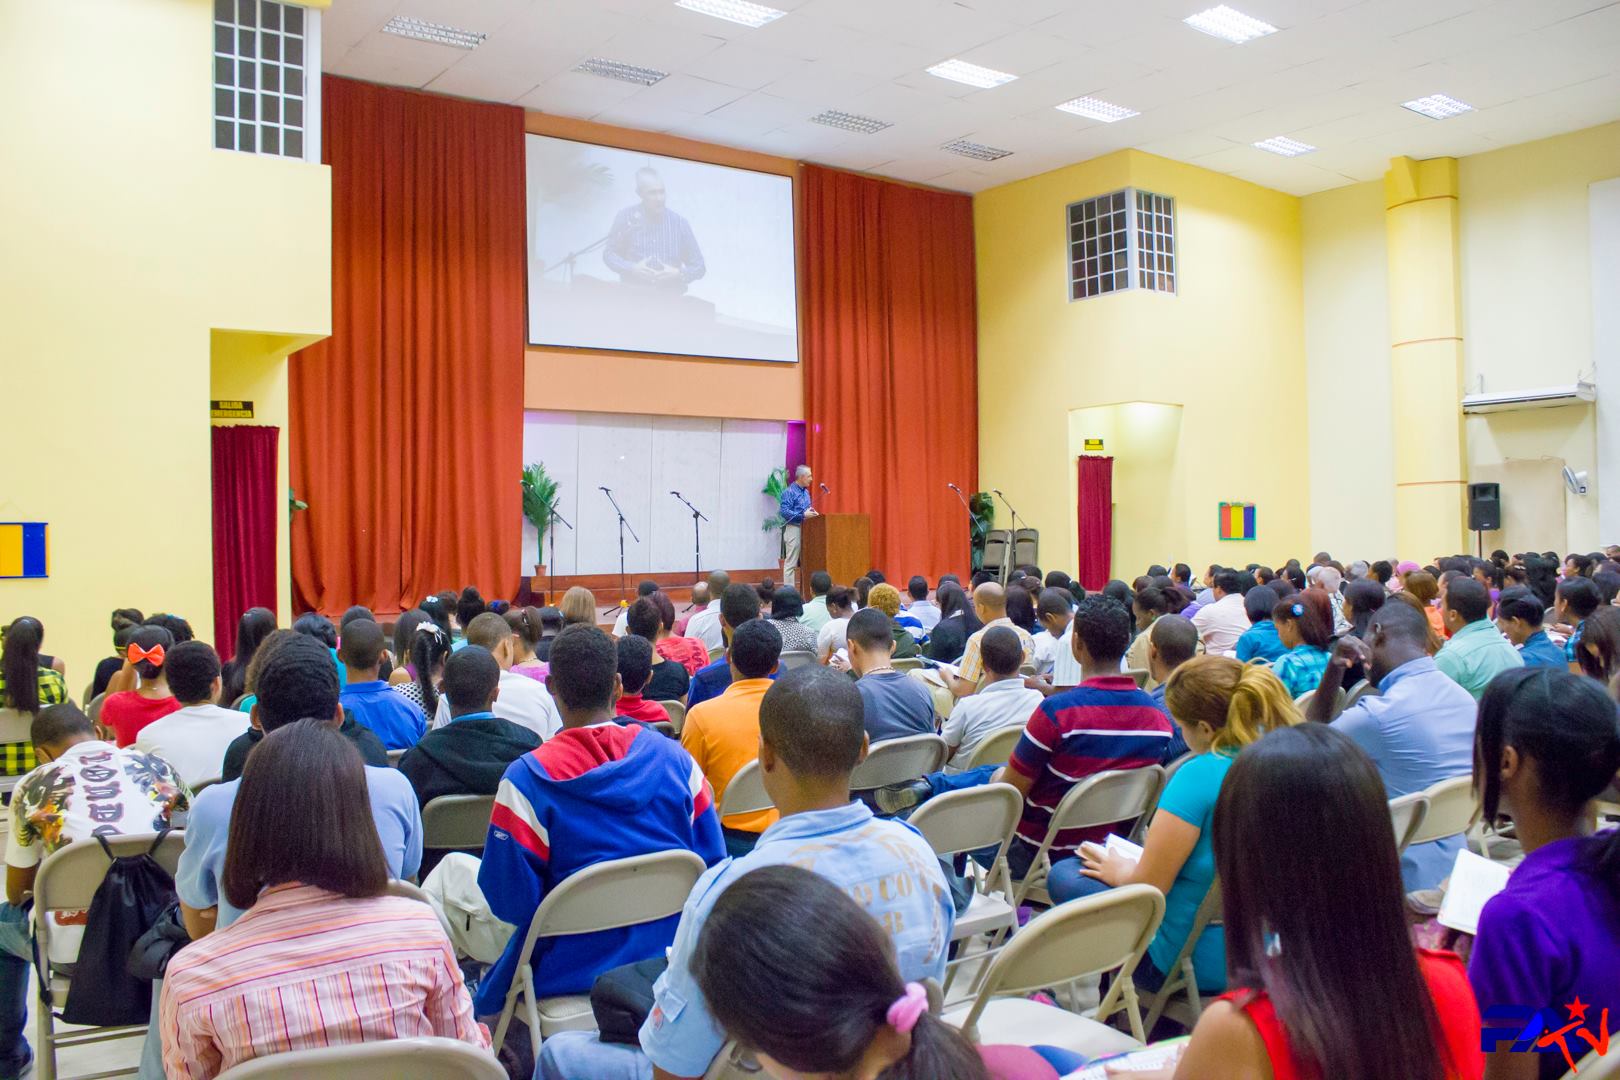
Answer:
[{"left": 322, "top": 0, "right": 1620, "bottom": 195}]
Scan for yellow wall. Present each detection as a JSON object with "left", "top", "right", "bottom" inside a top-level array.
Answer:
[
  {"left": 1, "top": 0, "right": 329, "bottom": 689},
  {"left": 977, "top": 150, "right": 1309, "bottom": 579}
]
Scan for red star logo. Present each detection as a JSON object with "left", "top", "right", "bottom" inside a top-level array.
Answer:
[{"left": 1567, "top": 997, "right": 1590, "bottom": 1023}]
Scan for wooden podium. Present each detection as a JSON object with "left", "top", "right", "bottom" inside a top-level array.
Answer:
[{"left": 801, "top": 513, "right": 871, "bottom": 586}]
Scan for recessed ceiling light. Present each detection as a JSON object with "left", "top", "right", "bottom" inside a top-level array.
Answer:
[
  {"left": 674, "top": 0, "right": 785, "bottom": 29},
  {"left": 382, "top": 15, "right": 486, "bottom": 49},
  {"left": 942, "top": 138, "right": 1012, "bottom": 161},
  {"left": 1402, "top": 93, "right": 1474, "bottom": 119},
  {"left": 574, "top": 57, "right": 670, "bottom": 86},
  {"left": 1253, "top": 135, "right": 1316, "bottom": 156},
  {"left": 926, "top": 58, "right": 1018, "bottom": 89},
  {"left": 1055, "top": 96, "right": 1140, "bottom": 123},
  {"left": 1184, "top": 5, "right": 1278, "bottom": 43},
  {"left": 810, "top": 110, "right": 892, "bottom": 134}
]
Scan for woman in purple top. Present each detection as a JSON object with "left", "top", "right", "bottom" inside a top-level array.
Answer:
[{"left": 1469, "top": 667, "right": 1620, "bottom": 1080}]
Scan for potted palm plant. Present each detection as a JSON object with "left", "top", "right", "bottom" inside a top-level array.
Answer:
[{"left": 521, "top": 462, "right": 560, "bottom": 576}]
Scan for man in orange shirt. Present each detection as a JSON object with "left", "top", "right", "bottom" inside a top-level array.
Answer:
[{"left": 680, "top": 619, "right": 782, "bottom": 857}]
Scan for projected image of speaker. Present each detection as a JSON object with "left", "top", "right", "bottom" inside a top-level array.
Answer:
[{"left": 1468, "top": 482, "right": 1501, "bottom": 531}]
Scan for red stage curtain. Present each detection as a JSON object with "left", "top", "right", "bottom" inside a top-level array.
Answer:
[
  {"left": 212, "top": 425, "right": 280, "bottom": 658},
  {"left": 1076, "top": 456, "right": 1114, "bottom": 591},
  {"left": 802, "top": 166, "right": 978, "bottom": 582},
  {"left": 290, "top": 77, "right": 525, "bottom": 615}
]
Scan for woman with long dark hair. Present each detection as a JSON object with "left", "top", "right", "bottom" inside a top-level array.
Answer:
[
  {"left": 925, "top": 580, "right": 981, "bottom": 663},
  {"left": 391, "top": 621, "right": 451, "bottom": 721},
  {"left": 1144, "top": 724, "right": 1484, "bottom": 1080},
  {"left": 1572, "top": 605, "right": 1620, "bottom": 688},
  {"left": 0, "top": 616, "right": 67, "bottom": 715},
  {"left": 159, "top": 720, "right": 485, "bottom": 1077},
  {"left": 1470, "top": 668, "right": 1620, "bottom": 1080},
  {"left": 692, "top": 864, "right": 1073, "bottom": 1080},
  {"left": 219, "top": 607, "right": 277, "bottom": 705}
]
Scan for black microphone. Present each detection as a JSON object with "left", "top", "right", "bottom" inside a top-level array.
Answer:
[
  {"left": 670, "top": 490, "right": 680, "bottom": 496},
  {"left": 819, "top": 482, "right": 831, "bottom": 495},
  {"left": 599, "top": 486, "right": 611, "bottom": 492}
]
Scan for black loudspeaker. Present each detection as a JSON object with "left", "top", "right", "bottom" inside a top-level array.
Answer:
[{"left": 1468, "top": 482, "right": 1502, "bottom": 532}]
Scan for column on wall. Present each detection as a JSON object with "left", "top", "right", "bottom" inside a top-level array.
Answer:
[{"left": 1385, "top": 156, "right": 1467, "bottom": 559}]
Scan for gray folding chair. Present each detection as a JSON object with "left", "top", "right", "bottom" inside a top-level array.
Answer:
[
  {"left": 1389, "top": 792, "right": 1431, "bottom": 853},
  {"left": 1406, "top": 775, "right": 1476, "bottom": 848},
  {"left": 1013, "top": 766, "right": 1167, "bottom": 908},
  {"left": 717, "top": 760, "right": 773, "bottom": 819},
  {"left": 32, "top": 832, "right": 187, "bottom": 1080},
  {"left": 964, "top": 725, "right": 1024, "bottom": 771},
  {"left": 214, "top": 1036, "right": 505, "bottom": 1079},
  {"left": 656, "top": 699, "right": 687, "bottom": 733},
  {"left": 422, "top": 793, "right": 496, "bottom": 853},
  {"left": 892, "top": 657, "right": 923, "bottom": 673},
  {"left": 777, "top": 649, "right": 817, "bottom": 671},
  {"left": 387, "top": 747, "right": 408, "bottom": 766},
  {"left": 848, "top": 733, "right": 948, "bottom": 791},
  {"left": 1140, "top": 880, "right": 1224, "bottom": 1032}
]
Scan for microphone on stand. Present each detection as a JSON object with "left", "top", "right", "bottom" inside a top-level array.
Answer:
[
  {"left": 947, "top": 482, "right": 960, "bottom": 492},
  {"left": 819, "top": 482, "right": 831, "bottom": 495}
]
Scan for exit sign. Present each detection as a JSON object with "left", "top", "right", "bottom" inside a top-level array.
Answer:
[{"left": 211, "top": 399, "right": 254, "bottom": 419}]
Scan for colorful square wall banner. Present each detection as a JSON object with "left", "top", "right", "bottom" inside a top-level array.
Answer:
[
  {"left": 1218, "top": 503, "right": 1256, "bottom": 542},
  {"left": 0, "top": 523, "right": 48, "bottom": 578}
]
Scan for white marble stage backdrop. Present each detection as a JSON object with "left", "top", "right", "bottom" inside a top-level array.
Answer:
[{"left": 521, "top": 410, "right": 787, "bottom": 577}]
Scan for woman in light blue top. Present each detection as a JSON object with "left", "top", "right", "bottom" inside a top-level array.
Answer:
[
  {"left": 1047, "top": 655, "right": 1302, "bottom": 992},
  {"left": 1270, "top": 590, "right": 1335, "bottom": 698}
]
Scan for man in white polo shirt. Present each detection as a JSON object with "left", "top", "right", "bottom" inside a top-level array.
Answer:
[
  {"left": 1190, "top": 569, "right": 1253, "bottom": 657},
  {"left": 940, "top": 627, "right": 1043, "bottom": 771},
  {"left": 684, "top": 570, "right": 730, "bottom": 652}
]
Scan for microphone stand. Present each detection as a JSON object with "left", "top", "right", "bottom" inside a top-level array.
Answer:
[
  {"left": 600, "top": 487, "right": 640, "bottom": 616},
  {"left": 670, "top": 491, "right": 708, "bottom": 588},
  {"left": 948, "top": 483, "right": 974, "bottom": 577},
  {"left": 992, "top": 489, "right": 1024, "bottom": 584},
  {"left": 544, "top": 501, "right": 572, "bottom": 605}
]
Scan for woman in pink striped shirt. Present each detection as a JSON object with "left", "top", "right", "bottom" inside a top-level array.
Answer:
[{"left": 159, "top": 720, "right": 489, "bottom": 1079}]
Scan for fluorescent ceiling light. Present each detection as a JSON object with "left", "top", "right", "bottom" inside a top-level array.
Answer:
[
  {"left": 1253, "top": 135, "right": 1316, "bottom": 156},
  {"left": 942, "top": 138, "right": 1012, "bottom": 161},
  {"left": 382, "top": 15, "right": 486, "bottom": 49},
  {"left": 926, "top": 58, "right": 1018, "bottom": 89},
  {"left": 674, "top": 0, "right": 785, "bottom": 29},
  {"left": 574, "top": 57, "right": 669, "bottom": 86},
  {"left": 1055, "top": 96, "right": 1140, "bottom": 123},
  {"left": 1183, "top": 5, "right": 1278, "bottom": 43},
  {"left": 1402, "top": 93, "right": 1474, "bottom": 119},
  {"left": 810, "top": 110, "right": 891, "bottom": 134}
]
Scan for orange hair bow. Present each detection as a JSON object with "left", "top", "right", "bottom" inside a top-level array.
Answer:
[{"left": 127, "top": 642, "right": 166, "bottom": 667}]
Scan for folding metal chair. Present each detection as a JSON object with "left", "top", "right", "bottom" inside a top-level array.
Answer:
[
  {"left": 1140, "top": 880, "right": 1224, "bottom": 1032},
  {"left": 1013, "top": 766, "right": 1167, "bottom": 908},
  {"left": 422, "top": 793, "right": 496, "bottom": 854},
  {"left": 214, "top": 1036, "right": 505, "bottom": 1079},
  {"left": 848, "top": 733, "right": 948, "bottom": 790}
]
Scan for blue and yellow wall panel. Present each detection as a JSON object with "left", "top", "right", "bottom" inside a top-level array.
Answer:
[{"left": 0, "top": 523, "right": 48, "bottom": 578}]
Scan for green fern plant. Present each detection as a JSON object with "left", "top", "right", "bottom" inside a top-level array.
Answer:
[
  {"left": 969, "top": 491, "right": 995, "bottom": 572},
  {"left": 761, "top": 466, "right": 789, "bottom": 533},
  {"left": 521, "top": 462, "right": 560, "bottom": 567}
]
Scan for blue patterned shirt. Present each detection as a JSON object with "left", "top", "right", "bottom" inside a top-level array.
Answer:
[
  {"left": 1273, "top": 644, "right": 1331, "bottom": 698},
  {"left": 603, "top": 206, "right": 705, "bottom": 285},
  {"left": 778, "top": 482, "right": 812, "bottom": 525}
]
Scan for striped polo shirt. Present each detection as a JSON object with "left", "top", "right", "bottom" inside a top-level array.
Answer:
[{"left": 1006, "top": 675, "right": 1174, "bottom": 854}]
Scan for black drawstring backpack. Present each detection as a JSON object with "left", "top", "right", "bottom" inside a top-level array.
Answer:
[{"left": 41, "top": 831, "right": 178, "bottom": 1027}]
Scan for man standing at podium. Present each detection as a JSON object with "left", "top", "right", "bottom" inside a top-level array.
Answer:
[{"left": 779, "top": 464, "right": 817, "bottom": 591}]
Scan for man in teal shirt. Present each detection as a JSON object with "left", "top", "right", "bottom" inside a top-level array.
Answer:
[{"left": 1435, "top": 577, "right": 1523, "bottom": 698}]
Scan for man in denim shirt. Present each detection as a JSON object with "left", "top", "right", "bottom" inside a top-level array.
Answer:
[{"left": 777, "top": 465, "right": 816, "bottom": 591}]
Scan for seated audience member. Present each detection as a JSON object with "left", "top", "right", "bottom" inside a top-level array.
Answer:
[
  {"left": 455, "top": 585, "right": 488, "bottom": 642},
  {"left": 615, "top": 635, "right": 673, "bottom": 725},
  {"left": 1469, "top": 669, "right": 1620, "bottom": 1080},
  {"left": 533, "top": 605, "right": 565, "bottom": 660},
  {"left": 398, "top": 646, "right": 539, "bottom": 809},
  {"left": 1435, "top": 578, "right": 1523, "bottom": 698},
  {"left": 674, "top": 582, "right": 709, "bottom": 638},
  {"left": 1343, "top": 577, "right": 1388, "bottom": 641},
  {"left": 853, "top": 575, "right": 875, "bottom": 609},
  {"left": 648, "top": 591, "right": 709, "bottom": 676},
  {"left": 338, "top": 618, "right": 426, "bottom": 750},
  {"left": 1307, "top": 602, "right": 1477, "bottom": 891},
  {"left": 846, "top": 608, "right": 935, "bottom": 743},
  {"left": 392, "top": 620, "right": 453, "bottom": 719},
  {"left": 1, "top": 703, "right": 186, "bottom": 1077},
  {"left": 100, "top": 624, "right": 181, "bottom": 746},
  {"left": 476, "top": 624, "right": 725, "bottom": 1019},
  {"left": 505, "top": 605, "right": 551, "bottom": 682},
  {"left": 221, "top": 650, "right": 391, "bottom": 786},
  {"left": 1004, "top": 585, "right": 1039, "bottom": 640},
  {"left": 864, "top": 583, "right": 920, "bottom": 658},
  {"left": 1404, "top": 569, "right": 1448, "bottom": 639},
  {"left": 1306, "top": 563, "right": 1353, "bottom": 635},
  {"left": 1150, "top": 725, "right": 1484, "bottom": 1080},
  {"left": 925, "top": 580, "right": 981, "bottom": 665},
  {"left": 798, "top": 571, "right": 834, "bottom": 632},
  {"left": 292, "top": 612, "right": 346, "bottom": 686},
  {"left": 1191, "top": 570, "right": 1253, "bottom": 657},
  {"left": 386, "top": 608, "right": 429, "bottom": 686},
  {"left": 1, "top": 616, "right": 69, "bottom": 779},
  {"left": 681, "top": 619, "right": 783, "bottom": 856},
  {"left": 1554, "top": 575, "right": 1603, "bottom": 663},
  {"left": 624, "top": 598, "right": 692, "bottom": 702},
  {"left": 684, "top": 570, "right": 731, "bottom": 651},
  {"left": 1495, "top": 586, "right": 1566, "bottom": 669},
  {"left": 904, "top": 575, "right": 942, "bottom": 635},
  {"left": 687, "top": 583, "right": 765, "bottom": 708},
  {"left": 90, "top": 608, "right": 144, "bottom": 700},
  {"left": 431, "top": 612, "right": 562, "bottom": 740},
  {"left": 1233, "top": 584, "right": 1286, "bottom": 663},
  {"left": 132, "top": 641, "right": 249, "bottom": 786},
  {"left": 944, "top": 584, "right": 1035, "bottom": 697},
  {"left": 939, "top": 626, "right": 1042, "bottom": 770},
  {"left": 537, "top": 666, "right": 953, "bottom": 1079},
  {"left": 1123, "top": 585, "right": 1175, "bottom": 682},
  {"left": 993, "top": 596, "right": 1172, "bottom": 881},
  {"left": 185, "top": 635, "right": 420, "bottom": 937},
  {"left": 765, "top": 586, "right": 820, "bottom": 655},
  {"left": 815, "top": 585, "right": 857, "bottom": 663},
  {"left": 1269, "top": 591, "right": 1334, "bottom": 698},
  {"left": 613, "top": 580, "right": 661, "bottom": 638},
  {"left": 558, "top": 586, "right": 598, "bottom": 628},
  {"left": 689, "top": 865, "right": 1065, "bottom": 1080},
  {"left": 1573, "top": 605, "right": 1620, "bottom": 687},
  {"left": 1029, "top": 587, "right": 1082, "bottom": 691},
  {"left": 100, "top": 613, "right": 199, "bottom": 699},
  {"left": 161, "top": 720, "right": 484, "bottom": 1078},
  {"left": 1146, "top": 615, "right": 1200, "bottom": 761},
  {"left": 218, "top": 606, "right": 276, "bottom": 705},
  {"left": 1050, "top": 657, "right": 1300, "bottom": 995}
]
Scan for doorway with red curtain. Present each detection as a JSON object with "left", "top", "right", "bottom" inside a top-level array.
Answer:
[
  {"left": 212, "top": 425, "right": 280, "bottom": 659},
  {"left": 1076, "top": 455, "right": 1114, "bottom": 591}
]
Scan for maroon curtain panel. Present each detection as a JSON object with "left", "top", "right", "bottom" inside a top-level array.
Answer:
[
  {"left": 290, "top": 77, "right": 526, "bottom": 616},
  {"left": 803, "top": 166, "right": 978, "bottom": 582},
  {"left": 1076, "top": 455, "right": 1114, "bottom": 592},
  {"left": 212, "top": 425, "right": 280, "bottom": 659}
]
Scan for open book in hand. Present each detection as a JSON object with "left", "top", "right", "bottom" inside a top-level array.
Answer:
[
  {"left": 1079, "top": 833, "right": 1145, "bottom": 869},
  {"left": 1436, "top": 848, "right": 1512, "bottom": 936}
]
